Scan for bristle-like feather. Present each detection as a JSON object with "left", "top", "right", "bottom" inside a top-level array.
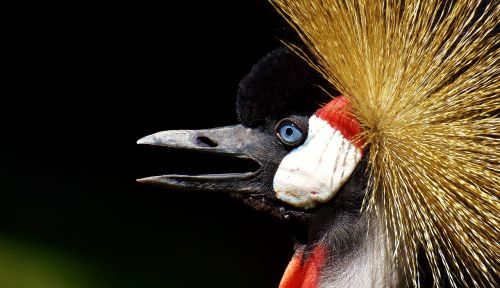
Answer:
[{"left": 270, "top": 0, "right": 499, "bottom": 287}]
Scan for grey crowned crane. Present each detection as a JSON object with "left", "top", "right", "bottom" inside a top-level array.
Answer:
[
  {"left": 138, "top": 48, "right": 383, "bottom": 287},
  {"left": 138, "top": 1, "right": 498, "bottom": 287}
]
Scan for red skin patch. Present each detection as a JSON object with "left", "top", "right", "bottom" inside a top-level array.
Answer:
[
  {"left": 315, "top": 96, "right": 364, "bottom": 150},
  {"left": 279, "top": 244, "right": 327, "bottom": 288}
]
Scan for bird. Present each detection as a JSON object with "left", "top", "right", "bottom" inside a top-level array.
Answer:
[
  {"left": 138, "top": 47, "right": 418, "bottom": 287},
  {"left": 138, "top": 48, "right": 382, "bottom": 287},
  {"left": 138, "top": 1, "right": 498, "bottom": 287}
]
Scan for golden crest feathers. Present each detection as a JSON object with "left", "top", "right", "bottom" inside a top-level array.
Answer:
[{"left": 270, "top": 0, "right": 499, "bottom": 287}]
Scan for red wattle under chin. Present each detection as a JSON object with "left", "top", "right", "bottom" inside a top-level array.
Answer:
[{"left": 279, "top": 244, "right": 327, "bottom": 288}]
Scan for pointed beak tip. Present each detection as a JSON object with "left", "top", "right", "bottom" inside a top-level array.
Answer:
[
  {"left": 136, "top": 176, "right": 156, "bottom": 184},
  {"left": 136, "top": 135, "right": 152, "bottom": 145}
]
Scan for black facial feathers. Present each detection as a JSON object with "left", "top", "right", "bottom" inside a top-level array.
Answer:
[{"left": 236, "top": 48, "right": 337, "bottom": 127}]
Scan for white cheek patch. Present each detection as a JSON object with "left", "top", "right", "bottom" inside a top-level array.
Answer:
[
  {"left": 273, "top": 115, "right": 363, "bottom": 209},
  {"left": 273, "top": 96, "right": 364, "bottom": 209}
]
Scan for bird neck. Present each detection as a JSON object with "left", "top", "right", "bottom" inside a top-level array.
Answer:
[
  {"left": 319, "top": 217, "right": 399, "bottom": 287},
  {"left": 280, "top": 214, "right": 400, "bottom": 288}
]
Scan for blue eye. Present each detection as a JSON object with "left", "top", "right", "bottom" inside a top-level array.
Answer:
[{"left": 275, "top": 118, "right": 307, "bottom": 146}]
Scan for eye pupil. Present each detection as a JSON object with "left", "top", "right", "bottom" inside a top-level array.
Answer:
[{"left": 285, "top": 127, "right": 293, "bottom": 136}]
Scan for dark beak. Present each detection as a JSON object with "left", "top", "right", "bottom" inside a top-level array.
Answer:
[{"left": 137, "top": 125, "right": 272, "bottom": 194}]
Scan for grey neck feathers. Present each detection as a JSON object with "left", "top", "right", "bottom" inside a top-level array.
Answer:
[{"left": 316, "top": 214, "right": 400, "bottom": 288}]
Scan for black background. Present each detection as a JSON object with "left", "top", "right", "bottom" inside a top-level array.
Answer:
[{"left": 5, "top": 1, "right": 298, "bottom": 287}]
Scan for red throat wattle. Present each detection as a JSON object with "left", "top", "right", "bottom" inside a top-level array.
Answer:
[{"left": 279, "top": 244, "right": 327, "bottom": 288}]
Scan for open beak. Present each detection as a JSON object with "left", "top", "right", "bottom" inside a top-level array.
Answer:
[{"left": 137, "top": 125, "right": 267, "bottom": 194}]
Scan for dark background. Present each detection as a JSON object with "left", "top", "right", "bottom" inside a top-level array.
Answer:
[{"left": 5, "top": 1, "right": 298, "bottom": 287}]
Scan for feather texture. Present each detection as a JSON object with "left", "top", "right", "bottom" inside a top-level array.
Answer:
[{"left": 269, "top": 0, "right": 499, "bottom": 287}]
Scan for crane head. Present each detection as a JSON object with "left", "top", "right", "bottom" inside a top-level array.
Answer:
[{"left": 137, "top": 48, "right": 367, "bottom": 222}]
